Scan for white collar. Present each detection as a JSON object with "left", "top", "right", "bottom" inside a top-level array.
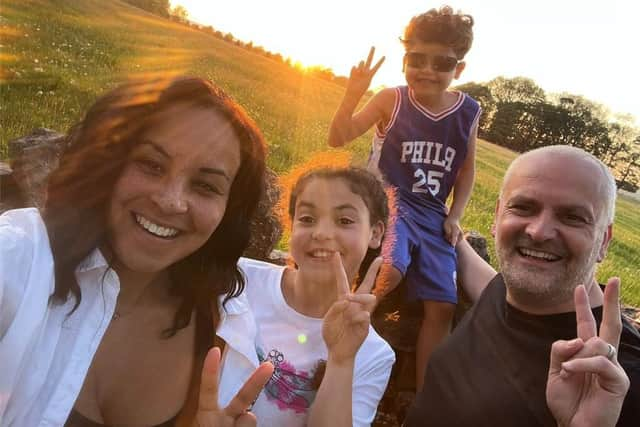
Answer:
[
  {"left": 219, "top": 287, "right": 251, "bottom": 316},
  {"left": 75, "top": 247, "right": 110, "bottom": 273}
]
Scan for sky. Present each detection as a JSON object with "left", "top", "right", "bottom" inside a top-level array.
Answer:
[{"left": 171, "top": 0, "right": 640, "bottom": 125}]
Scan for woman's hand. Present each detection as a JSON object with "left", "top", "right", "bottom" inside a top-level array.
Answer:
[
  {"left": 546, "top": 278, "right": 630, "bottom": 427},
  {"left": 192, "top": 347, "right": 273, "bottom": 427},
  {"left": 322, "top": 253, "right": 382, "bottom": 364}
]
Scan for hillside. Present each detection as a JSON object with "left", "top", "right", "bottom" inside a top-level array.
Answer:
[
  {"left": 1, "top": 0, "right": 369, "bottom": 170},
  {"left": 1, "top": 0, "right": 639, "bottom": 305}
]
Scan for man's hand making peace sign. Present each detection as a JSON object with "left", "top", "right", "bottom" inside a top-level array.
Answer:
[{"left": 546, "top": 278, "right": 631, "bottom": 427}]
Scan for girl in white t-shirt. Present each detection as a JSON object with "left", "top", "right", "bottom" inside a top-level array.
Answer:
[{"left": 235, "top": 167, "right": 395, "bottom": 427}]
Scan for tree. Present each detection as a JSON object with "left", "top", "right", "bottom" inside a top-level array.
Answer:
[
  {"left": 617, "top": 136, "right": 640, "bottom": 190},
  {"left": 554, "top": 96, "right": 611, "bottom": 156},
  {"left": 464, "top": 75, "right": 638, "bottom": 190},
  {"left": 485, "top": 101, "right": 527, "bottom": 150},
  {"left": 604, "top": 123, "right": 632, "bottom": 166},
  {"left": 603, "top": 114, "right": 639, "bottom": 167},
  {"left": 171, "top": 4, "right": 189, "bottom": 21},
  {"left": 454, "top": 81, "right": 495, "bottom": 138},
  {"left": 483, "top": 77, "right": 547, "bottom": 149},
  {"left": 487, "top": 76, "right": 545, "bottom": 105}
]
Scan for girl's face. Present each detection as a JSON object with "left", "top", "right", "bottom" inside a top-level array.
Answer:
[
  {"left": 290, "top": 177, "right": 384, "bottom": 284},
  {"left": 106, "top": 102, "right": 241, "bottom": 280}
]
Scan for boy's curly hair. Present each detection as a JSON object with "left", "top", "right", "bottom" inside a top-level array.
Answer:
[{"left": 401, "top": 5, "right": 474, "bottom": 59}]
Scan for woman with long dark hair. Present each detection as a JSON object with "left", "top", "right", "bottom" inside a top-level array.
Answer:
[{"left": 0, "top": 76, "right": 273, "bottom": 426}]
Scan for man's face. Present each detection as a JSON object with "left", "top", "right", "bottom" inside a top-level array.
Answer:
[{"left": 494, "top": 153, "right": 612, "bottom": 309}]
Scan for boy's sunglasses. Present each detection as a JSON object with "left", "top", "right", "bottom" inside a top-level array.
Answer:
[{"left": 404, "top": 52, "right": 460, "bottom": 72}]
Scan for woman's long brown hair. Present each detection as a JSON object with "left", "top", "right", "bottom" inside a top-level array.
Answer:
[{"left": 43, "top": 77, "right": 266, "bottom": 421}]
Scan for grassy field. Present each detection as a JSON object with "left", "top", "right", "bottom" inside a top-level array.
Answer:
[{"left": 2, "top": 0, "right": 639, "bottom": 305}]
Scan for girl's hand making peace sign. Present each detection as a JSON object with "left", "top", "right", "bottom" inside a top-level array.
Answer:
[{"left": 322, "top": 253, "right": 382, "bottom": 364}]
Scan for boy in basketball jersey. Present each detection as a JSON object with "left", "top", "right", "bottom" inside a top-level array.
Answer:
[{"left": 328, "top": 5, "right": 480, "bottom": 391}]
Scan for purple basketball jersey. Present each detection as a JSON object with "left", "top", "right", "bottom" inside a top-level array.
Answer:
[{"left": 368, "top": 86, "right": 481, "bottom": 221}]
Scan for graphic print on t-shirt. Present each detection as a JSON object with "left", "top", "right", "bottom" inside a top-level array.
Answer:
[{"left": 257, "top": 347, "right": 319, "bottom": 414}]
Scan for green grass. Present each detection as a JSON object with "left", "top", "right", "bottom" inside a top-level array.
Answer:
[
  {"left": 0, "top": 0, "right": 371, "bottom": 169},
  {"left": 2, "top": 0, "right": 639, "bottom": 305}
]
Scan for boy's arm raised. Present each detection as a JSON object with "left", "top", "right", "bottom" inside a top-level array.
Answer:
[{"left": 328, "top": 47, "right": 390, "bottom": 147}]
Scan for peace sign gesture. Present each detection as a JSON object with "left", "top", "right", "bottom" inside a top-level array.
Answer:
[
  {"left": 322, "top": 253, "right": 382, "bottom": 364},
  {"left": 345, "top": 47, "right": 385, "bottom": 103},
  {"left": 192, "top": 347, "right": 274, "bottom": 427},
  {"left": 546, "top": 278, "right": 630, "bottom": 427}
]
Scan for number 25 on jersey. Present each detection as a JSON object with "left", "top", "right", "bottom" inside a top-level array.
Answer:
[{"left": 412, "top": 169, "right": 443, "bottom": 196}]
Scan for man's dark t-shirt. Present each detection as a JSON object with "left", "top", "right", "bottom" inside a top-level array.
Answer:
[{"left": 404, "top": 274, "right": 640, "bottom": 427}]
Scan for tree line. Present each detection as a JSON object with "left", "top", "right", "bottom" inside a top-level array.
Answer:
[
  {"left": 456, "top": 77, "right": 640, "bottom": 191},
  {"left": 123, "top": 1, "right": 639, "bottom": 191},
  {"left": 122, "top": 0, "right": 351, "bottom": 87}
]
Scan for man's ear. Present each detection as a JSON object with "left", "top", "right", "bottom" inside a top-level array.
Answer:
[
  {"left": 454, "top": 61, "right": 466, "bottom": 79},
  {"left": 369, "top": 221, "right": 385, "bottom": 249},
  {"left": 597, "top": 224, "right": 613, "bottom": 262},
  {"left": 491, "top": 198, "right": 500, "bottom": 238}
]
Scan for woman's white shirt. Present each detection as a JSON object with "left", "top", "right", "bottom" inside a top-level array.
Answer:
[{"left": 0, "top": 208, "right": 260, "bottom": 427}]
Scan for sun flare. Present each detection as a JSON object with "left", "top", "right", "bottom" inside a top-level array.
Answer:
[{"left": 171, "top": 0, "right": 639, "bottom": 123}]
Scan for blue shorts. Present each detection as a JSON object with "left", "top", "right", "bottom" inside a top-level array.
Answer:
[{"left": 381, "top": 211, "right": 457, "bottom": 304}]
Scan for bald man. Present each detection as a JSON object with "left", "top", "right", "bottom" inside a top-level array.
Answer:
[{"left": 405, "top": 146, "right": 640, "bottom": 427}]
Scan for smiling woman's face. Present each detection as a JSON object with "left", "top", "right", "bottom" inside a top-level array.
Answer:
[{"left": 105, "top": 102, "right": 241, "bottom": 279}]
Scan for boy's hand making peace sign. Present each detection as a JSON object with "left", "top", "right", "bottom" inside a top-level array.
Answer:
[
  {"left": 345, "top": 47, "right": 385, "bottom": 103},
  {"left": 546, "top": 278, "right": 630, "bottom": 427}
]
